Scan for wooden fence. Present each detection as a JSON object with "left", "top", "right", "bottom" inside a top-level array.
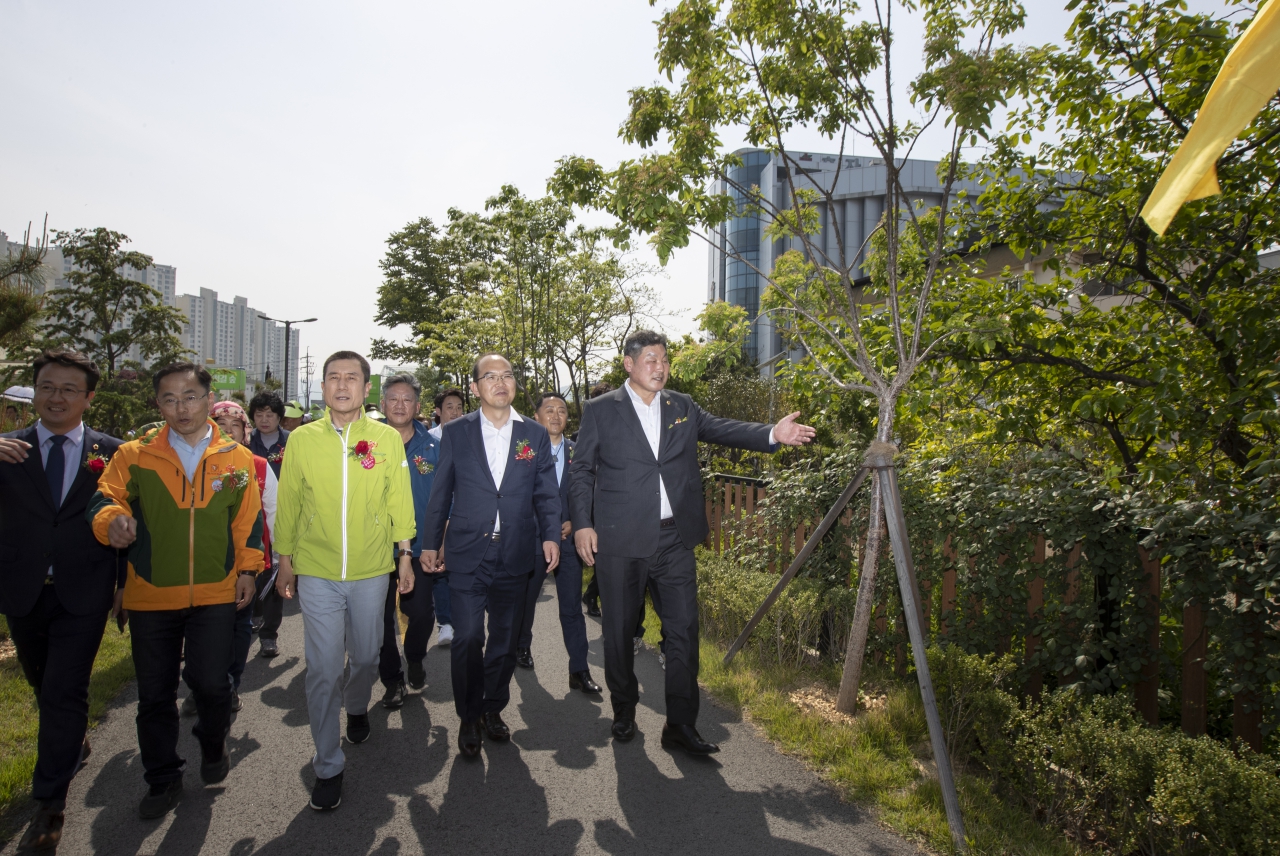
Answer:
[{"left": 702, "top": 473, "right": 1263, "bottom": 752}]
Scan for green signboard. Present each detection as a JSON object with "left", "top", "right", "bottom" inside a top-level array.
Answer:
[
  {"left": 366, "top": 375, "right": 381, "bottom": 406},
  {"left": 210, "top": 368, "right": 245, "bottom": 391}
]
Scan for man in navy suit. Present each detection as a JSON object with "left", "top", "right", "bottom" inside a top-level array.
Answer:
[
  {"left": 422, "top": 354, "right": 561, "bottom": 757},
  {"left": 514, "top": 392, "right": 601, "bottom": 696},
  {"left": 0, "top": 349, "right": 125, "bottom": 854}
]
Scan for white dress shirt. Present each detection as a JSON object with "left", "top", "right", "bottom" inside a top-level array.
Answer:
[
  {"left": 480, "top": 409, "right": 523, "bottom": 533},
  {"left": 624, "top": 380, "right": 675, "bottom": 519}
]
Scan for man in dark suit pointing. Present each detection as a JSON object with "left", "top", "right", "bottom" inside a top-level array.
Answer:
[
  {"left": 0, "top": 349, "right": 125, "bottom": 853},
  {"left": 422, "top": 354, "right": 562, "bottom": 757},
  {"left": 570, "top": 330, "right": 815, "bottom": 755}
]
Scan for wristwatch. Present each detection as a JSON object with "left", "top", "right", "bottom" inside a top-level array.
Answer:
[
  {"left": 396, "top": 549, "right": 412, "bottom": 559},
  {"left": 238, "top": 571, "right": 256, "bottom": 578}
]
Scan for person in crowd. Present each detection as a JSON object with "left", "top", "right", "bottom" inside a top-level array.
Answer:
[
  {"left": 281, "top": 400, "right": 305, "bottom": 431},
  {"left": 421, "top": 354, "right": 560, "bottom": 757},
  {"left": 0, "top": 349, "right": 125, "bottom": 854},
  {"left": 210, "top": 401, "right": 277, "bottom": 712},
  {"left": 376, "top": 373, "right": 440, "bottom": 709},
  {"left": 570, "top": 331, "right": 814, "bottom": 755},
  {"left": 426, "top": 387, "right": 466, "bottom": 647},
  {"left": 90, "top": 362, "right": 264, "bottom": 817},
  {"left": 272, "top": 351, "right": 416, "bottom": 811},
  {"left": 514, "top": 392, "right": 601, "bottom": 696},
  {"left": 578, "top": 381, "right": 612, "bottom": 618},
  {"left": 247, "top": 390, "right": 288, "bottom": 657}
]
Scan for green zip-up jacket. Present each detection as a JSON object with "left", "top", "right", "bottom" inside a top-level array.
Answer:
[{"left": 273, "top": 409, "right": 416, "bottom": 581}]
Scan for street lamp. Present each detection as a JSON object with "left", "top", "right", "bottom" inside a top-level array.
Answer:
[{"left": 257, "top": 314, "right": 317, "bottom": 403}]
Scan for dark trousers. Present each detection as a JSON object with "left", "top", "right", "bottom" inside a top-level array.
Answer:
[
  {"left": 587, "top": 564, "right": 650, "bottom": 640},
  {"left": 130, "top": 603, "right": 236, "bottom": 784},
  {"left": 448, "top": 552, "right": 530, "bottom": 721},
  {"left": 431, "top": 571, "right": 452, "bottom": 626},
  {"left": 230, "top": 602, "right": 253, "bottom": 689},
  {"left": 379, "top": 558, "right": 443, "bottom": 688},
  {"left": 5, "top": 585, "right": 108, "bottom": 803},
  {"left": 252, "top": 571, "right": 284, "bottom": 640},
  {"left": 597, "top": 526, "right": 699, "bottom": 725},
  {"left": 517, "top": 542, "right": 589, "bottom": 673}
]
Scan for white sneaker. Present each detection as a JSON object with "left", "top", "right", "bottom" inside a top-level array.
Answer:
[{"left": 436, "top": 624, "right": 454, "bottom": 647}]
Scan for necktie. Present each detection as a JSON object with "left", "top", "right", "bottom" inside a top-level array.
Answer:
[{"left": 46, "top": 435, "right": 67, "bottom": 508}]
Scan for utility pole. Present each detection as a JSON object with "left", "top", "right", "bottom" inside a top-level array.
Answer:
[
  {"left": 302, "top": 348, "right": 315, "bottom": 411},
  {"left": 257, "top": 314, "right": 316, "bottom": 403}
]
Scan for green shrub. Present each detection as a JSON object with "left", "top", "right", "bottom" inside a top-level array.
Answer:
[
  {"left": 926, "top": 644, "right": 1020, "bottom": 765},
  {"left": 697, "top": 548, "right": 856, "bottom": 667},
  {"left": 974, "top": 688, "right": 1280, "bottom": 855}
]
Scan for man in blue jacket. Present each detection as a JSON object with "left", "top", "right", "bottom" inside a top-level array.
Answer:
[
  {"left": 422, "top": 354, "right": 561, "bottom": 757},
  {"left": 514, "top": 392, "right": 600, "bottom": 695},
  {"left": 377, "top": 373, "right": 440, "bottom": 709}
]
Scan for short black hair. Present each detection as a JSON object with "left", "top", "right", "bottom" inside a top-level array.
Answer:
[
  {"left": 248, "top": 390, "right": 285, "bottom": 419},
  {"left": 534, "top": 391, "right": 567, "bottom": 410},
  {"left": 471, "top": 353, "right": 512, "bottom": 382},
  {"left": 152, "top": 362, "right": 213, "bottom": 394},
  {"left": 323, "top": 350, "right": 371, "bottom": 382},
  {"left": 623, "top": 330, "right": 668, "bottom": 360},
  {"left": 33, "top": 348, "right": 101, "bottom": 391},
  {"left": 382, "top": 373, "right": 421, "bottom": 399},
  {"left": 434, "top": 388, "right": 464, "bottom": 409}
]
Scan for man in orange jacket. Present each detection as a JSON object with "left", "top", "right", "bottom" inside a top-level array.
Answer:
[{"left": 89, "top": 363, "right": 264, "bottom": 820}]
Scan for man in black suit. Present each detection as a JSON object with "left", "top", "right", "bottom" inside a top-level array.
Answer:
[
  {"left": 570, "top": 330, "right": 815, "bottom": 755},
  {"left": 514, "top": 392, "right": 601, "bottom": 695},
  {"left": 0, "top": 349, "right": 125, "bottom": 854},
  {"left": 421, "top": 354, "right": 562, "bottom": 757}
]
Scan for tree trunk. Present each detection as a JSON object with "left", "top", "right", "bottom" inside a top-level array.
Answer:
[{"left": 836, "top": 468, "right": 885, "bottom": 713}]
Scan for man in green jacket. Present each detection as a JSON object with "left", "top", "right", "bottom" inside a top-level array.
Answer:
[{"left": 272, "top": 351, "right": 416, "bottom": 812}]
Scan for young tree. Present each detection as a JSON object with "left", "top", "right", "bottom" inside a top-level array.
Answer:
[
  {"left": 0, "top": 220, "right": 48, "bottom": 370},
  {"left": 552, "top": 0, "right": 1038, "bottom": 728},
  {"left": 43, "top": 228, "right": 186, "bottom": 379}
]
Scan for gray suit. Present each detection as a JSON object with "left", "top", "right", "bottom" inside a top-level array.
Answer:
[{"left": 568, "top": 385, "right": 774, "bottom": 723}]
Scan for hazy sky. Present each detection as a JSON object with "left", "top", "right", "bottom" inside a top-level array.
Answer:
[{"left": 2, "top": 0, "right": 1090, "bottom": 380}]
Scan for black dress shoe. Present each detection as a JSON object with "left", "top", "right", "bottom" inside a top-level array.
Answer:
[
  {"left": 138, "top": 779, "right": 183, "bottom": 819},
  {"left": 661, "top": 722, "right": 720, "bottom": 755},
  {"left": 611, "top": 716, "right": 636, "bottom": 742},
  {"left": 481, "top": 712, "right": 510, "bottom": 741},
  {"left": 309, "top": 771, "right": 343, "bottom": 811},
  {"left": 407, "top": 659, "right": 426, "bottom": 691},
  {"left": 382, "top": 679, "right": 407, "bottom": 710},
  {"left": 200, "top": 741, "right": 230, "bottom": 784},
  {"left": 569, "top": 670, "right": 602, "bottom": 694},
  {"left": 76, "top": 737, "right": 91, "bottom": 773},
  {"left": 346, "top": 713, "right": 371, "bottom": 744},
  {"left": 582, "top": 595, "right": 601, "bottom": 617},
  {"left": 458, "top": 720, "right": 482, "bottom": 757},
  {"left": 16, "top": 803, "right": 63, "bottom": 854},
  {"left": 515, "top": 647, "right": 534, "bottom": 669}
]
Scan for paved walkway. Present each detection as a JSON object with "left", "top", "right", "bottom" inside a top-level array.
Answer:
[{"left": 6, "top": 581, "right": 919, "bottom": 856}]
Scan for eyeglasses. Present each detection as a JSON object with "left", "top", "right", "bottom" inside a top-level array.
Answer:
[
  {"left": 35, "top": 383, "right": 87, "bottom": 399},
  {"left": 158, "top": 392, "right": 210, "bottom": 410},
  {"left": 477, "top": 372, "right": 516, "bottom": 384}
]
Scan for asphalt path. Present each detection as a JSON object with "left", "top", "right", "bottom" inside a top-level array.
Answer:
[{"left": 6, "top": 577, "right": 919, "bottom": 856}]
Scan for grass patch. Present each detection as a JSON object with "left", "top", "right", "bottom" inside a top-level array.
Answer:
[
  {"left": 630, "top": 598, "right": 1076, "bottom": 855},
  {"left": 0, "top": 618, "right": 135, "bottom": 846}
]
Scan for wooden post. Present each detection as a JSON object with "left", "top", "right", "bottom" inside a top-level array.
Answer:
[
  {"left": 1135, "top": 545, "right": 1161, "bottom": 726},
  {"left": 705, "top": 481, "right": 714, "bottom": 550},
  {"left": 1025, "top": 534, "right": 1046, "bottom": 699},
  {"left": 1232, "top": 592, "right": 1263, "bottom": 753},
  {"left": 723, "top": 480, "right": 732, "bottom": 554},
  {"left": 940, "top": 535, "right": 957, "bottom": 637},
  {"left": 1182, "top": 602, "right": 1206, "bottom": 737},
  {"left": 878, "top": 463, "right": 968, "bottom": 852}
]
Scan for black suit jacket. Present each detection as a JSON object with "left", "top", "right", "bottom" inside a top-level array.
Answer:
[
  {"left": 569, "top": 386, "right": 774, "bottom": 558},
  {"left": 0, "top": 425, "right": 125, "bottom": 618},
  {"left": 423, "top": 410, "right": 561, "bottom": 577}
]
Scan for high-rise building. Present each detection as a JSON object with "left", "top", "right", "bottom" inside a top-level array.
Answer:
[
  {"left": 706, "top": 149, "right": 984, "bottom": 370},
  {"left": 1, "top": 230, "right": 300, "bottom": 397}
]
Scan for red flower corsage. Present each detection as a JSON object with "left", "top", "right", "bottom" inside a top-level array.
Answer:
[
  {"left": 266, "top": 449, "right": 284, "bottom": 464},
  {"left": 412, "top": 455, "right": 434, "bottom": 474},
  {"left": 514, "top": 440, "right": 534, "bottom": 462},
  {"left": 84, "top": 452, "right": 109, "bottom": 475},
  {"left": 349, "top": 439, "right": 378, "bottom": 469}
]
